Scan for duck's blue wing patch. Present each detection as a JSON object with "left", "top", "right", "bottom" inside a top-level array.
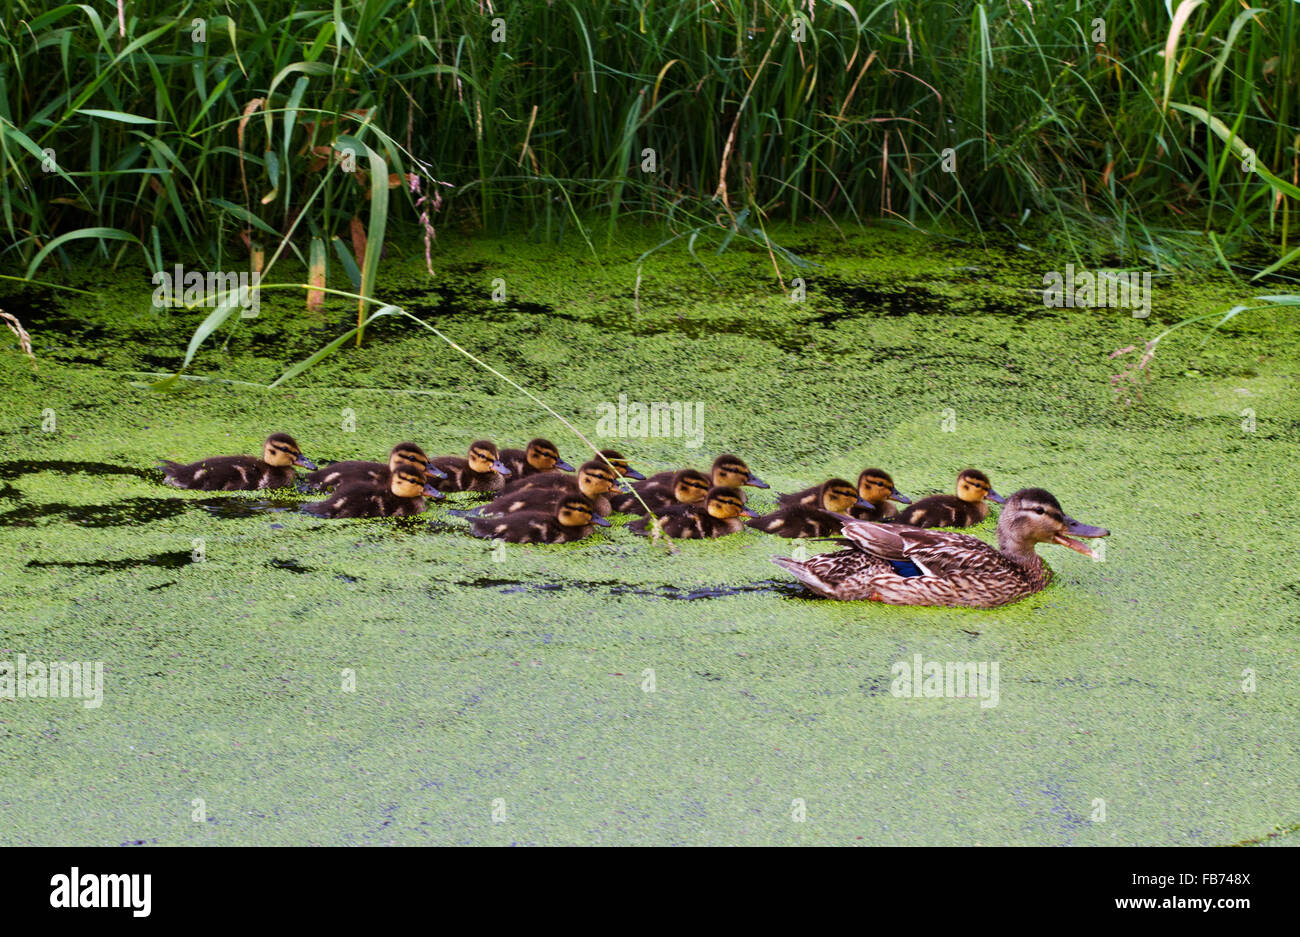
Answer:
[{"left": 888, "top": 559, "right": 924, "bottom": 578}]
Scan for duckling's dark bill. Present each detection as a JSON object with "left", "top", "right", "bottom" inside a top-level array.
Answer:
[
  {"left": 747, "top": 473, "right": 769, "bottom": 488},
  {"left": 891, "top": 489, "right": 912, "bottom": 504},
  {"left": 295, "top": 454, "right": 319, "bottom": 469},
  {"left": 988, "top": 490, "right": 1007, "bottom": 504}
]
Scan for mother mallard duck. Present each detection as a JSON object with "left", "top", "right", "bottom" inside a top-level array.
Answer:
[{"left": 771, "top": 488, "right": 1108, "bottom": 608}]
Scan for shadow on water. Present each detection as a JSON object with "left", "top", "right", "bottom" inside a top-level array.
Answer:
[
  {"left": 0, "top": 460, "right": 155, "bottom": 482},
  {"left": 458, "top": 576, "right": 810, "bottom": 601},
  {"left": 26, "top": 551, "right": 192, "bottom": 572}
]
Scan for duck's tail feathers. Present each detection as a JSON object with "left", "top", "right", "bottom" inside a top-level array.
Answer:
[{"left": 770, "top": 555, "right": 833, "bottom": 597}]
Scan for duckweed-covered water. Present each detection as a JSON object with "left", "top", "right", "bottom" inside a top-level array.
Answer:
[{"left": 1, "top": 226, "right": 1296, "bottom": 845}]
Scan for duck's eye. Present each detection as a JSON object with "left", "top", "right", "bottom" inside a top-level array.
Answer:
[{"left": 1033, "top": 507, "right": 1044, "bottom": 514}]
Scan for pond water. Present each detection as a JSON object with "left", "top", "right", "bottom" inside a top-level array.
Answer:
[{"left": 0, "top": 225, "right": 1296, "bottom": 845}]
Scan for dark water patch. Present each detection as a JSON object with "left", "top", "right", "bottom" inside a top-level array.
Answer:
[
  {"left": 813, "top": 277, "right": 1032, "bottom": 326},
  {"left": 0, "top": 460, "right": 155, "bottom": 482},
  {"left": 268, "top": 558, "right": 314, "bottom": 574},
  {"left": 197, "top": 497, "right": 302, "bottom": 519},
  {"left": 457, "top": 576, "right": 805, "bottom": 601},
  {"left": 0, "top": 290, "right": 108, "bottom": 344},
  {"left": 26, "top": 551, "right": 192, "bottom": 572}
]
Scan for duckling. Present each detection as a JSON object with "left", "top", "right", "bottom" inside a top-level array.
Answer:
[
  {"left": 609, "top": 468, "right": 710, "bottom": 515},
  {"left": 487, "top": 459, "right": 621, "bottom": 516},
  {"left": 779, "top": 467, "right": 910, "bottom": 521},
  {"left": 896, "top": 468, "right": 1006, "bottom": 528},
  {"left": 746, "top": 478, "right": 870, "bottom": 538},
  {"left": 497, "top": 438, "right": 575, "bottom": 479},
  {"left": 629, "top": 485, "right": 757, "bottom": 539},
  {"left": 302, "top": 461, "right": 439, "bottom": 518},
  {"left": 599, "top": 449, "right": 646, "bottom": 481},
  {"left": 771, "top": 488, "right": 1108, "bottom": 608},
  {"left": 641, "top": 454, "right": 768, "bottom": 491},
  {"left": 851, "top": 468, "right": 913, "bottom": 521},
  {"left": 159, "top": 433, "right": 317, "bottom": 491},
  {"left": 471, "top": 494, "right": 611, "bottom": 543},
  {"left": 303, "top": 442, "right": 447, "bottom": 493},
  {"left": 429, "top": 440, "right": 512, "bottom": 493}
]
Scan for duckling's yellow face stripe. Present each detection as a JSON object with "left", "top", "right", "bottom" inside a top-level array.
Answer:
[
  {"left": 469, "top": 448, "right": 497, "bottom": 471},
  {"left": 824, "top": 486, "right": 859, "bottom": 512},
  {"left": 708, "top": 495, "right": 746, "bottom": 518},
  {"left": 264, "top": 442, "right": 301, "bottom": 466},
  {"left": 392, "top": 471, "right": 426, "bottom": 497},
  {"left": 957, "top": 477, "right": 991, "bottom": 502},
  {"left": 527, "top": 444, "right": 559, "bottom": 468},
  {"left": 580, "top": 469, "right": 616, "bottom": 490},
  {"left": 676, "top": 479, "right": 710, "bottom": 502},
  {"left": 393, "top": 450, "right": 428, "bottom": 468},
  {"left": 859, "top": 477, "right": 892, "bottom": 503},
  {"left": 714, "top": 463, "right": 749, "bottom": 486},
  {"left": 558, "top": 501, "right": 594, "bottom": 525}
]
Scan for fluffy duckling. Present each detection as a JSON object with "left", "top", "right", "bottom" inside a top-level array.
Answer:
[
  {"left": 159, "top": 433, "right": 317, "bottom": 491},
  {"left": 779, "top": 467, "right": 910, "bottom": 521},
  {"left": 747, "top": 477, "right": 869, "bottom": 538},
  {"left": 429, "top": 440, "right": 512, "bottom": 493},
  {"left": 498, "top": 438, "right": 575, "bottom": 479},
  {"left": 599, "top": 449, "right": 646, "bottom": 481},
  {"left": 771, "top": 488, "right": 1108, "bottom": 608},
  {"left": 484, "top": 459, "right": 622, "bottom": 516},
  {"left": 896, "top": 468, "right": 1005, "bottom": 528},
  {"left": 303, "top": 442, "right": 447, "bottom": 493},
  {"left": 851, "top": 468, "right": 912, "bottom": 522},
  {"left": 609, "top": 468, "right": 710, "bottom": 515},
  {"left": 641, "top": 454, "right": 768, "bottom": 491},
  {"left": 471, "top": 494, "right": 611, "bottom": 544},
  {"left": 629, "top": 485, "right": 757, "bottom": 539},
  {"left": 302, "top": 461, "right": 439, "bottom": 518}
]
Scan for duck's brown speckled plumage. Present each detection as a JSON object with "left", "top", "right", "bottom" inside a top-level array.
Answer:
[
  {"left": 160, "top": 433, "right": 315, "bottom": 491},
  {"left": 771, "top": 488, "right": 1108, "bottom": 608}
]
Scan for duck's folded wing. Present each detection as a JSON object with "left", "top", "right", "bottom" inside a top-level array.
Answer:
[{"left": 839, "top": 519, "right": 999, "bottom": 575}]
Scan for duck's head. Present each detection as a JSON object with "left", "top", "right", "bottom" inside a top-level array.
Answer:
[
  {"left": 575, "top": 460, "right": 619, "bottom": 499},
  {"left": 264, "top": 433, "right": 317, "bottom": 470},
  {"left": 526, "top": 438, "right": 574, "bottom": 473},
  {"left": 857, "top": 468, "right": 910, "bottom": 506},
  {"left": 819, "top": 478, "right": 866, "bottom": 514},
  {"left": 599, "top": 449, "right": 645, "bottom": 480},
  {"left": 387, "top": 442, "right": 445, "bottom": 480},
  {"left": 998, "top": 488, "right": 1108, "bottom": 557},
  {"left": 556, "top": 495, "right": 610, "bottom": 528},
  {"left": 704, "top": 485, "right": 759, "bottom": 520},
  {"left": 955, "top": 468, "right": 1005, "bottom": 505},
  {"left": 712, "top": 454, "right": 767, "bottom": 489},
  {"left": 391, "top": 460, "right": 442, "bottom": 500},
  {"left": 468, "top": 440, "right": 511, "bottom": 476},
  {"left": 672, "top": 469, "right": 712, "bottom": 505}
]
